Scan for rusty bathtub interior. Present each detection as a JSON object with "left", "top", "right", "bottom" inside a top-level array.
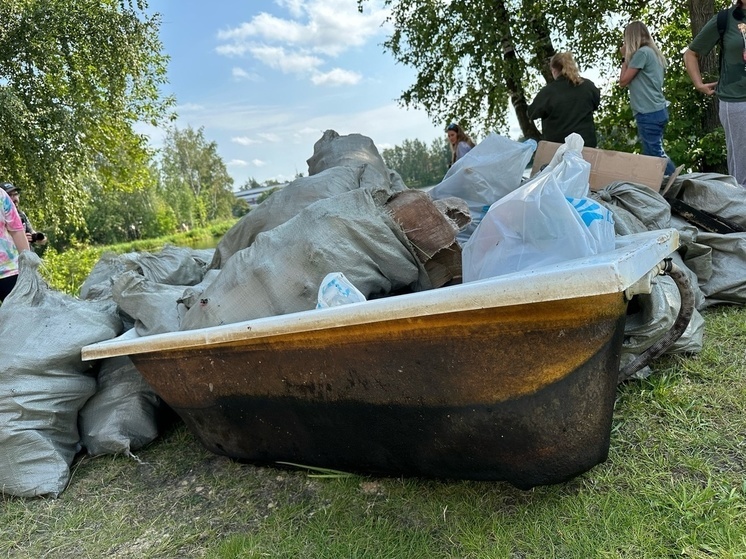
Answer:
[{"left": 82, "top": 229, "right": 680, "bottom": 488}]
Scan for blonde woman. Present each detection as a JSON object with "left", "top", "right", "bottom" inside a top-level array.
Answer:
[
  {"left": 528, "top": 52, "right": 601, "bottom": 147},
  {"left": 446, "top": 123, "right": 475, "bottom": 166},
  {"left": 619, "top": 21, "right": 677, "bottom": 175}
]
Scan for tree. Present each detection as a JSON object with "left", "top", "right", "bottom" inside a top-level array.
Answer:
[
  {"left": 359, "top": 0, "right": 629, "bottom": 138},
  {"left": 159, "top": 125, "right": 235, "bottom": 228},
  {"left": 361, "top": 0, "right": 728, "bottom": 172},
  {"left": 596, "top": 1, "right": 729, "bottom": 172},
  {"left": 0, "top": 0, "right": 173, "bottom": 241},
  {"left": 257, "top": 188, "right": 280, "bottom": 205},
  {"left": 382, "top": 137, "right": 449, "bottom": 188},
  {"left": 84, "top": 167, "right": 178, "bottom": 245},
  {"left": 240, "top": 177, "right": 262, "bottom": 190}
]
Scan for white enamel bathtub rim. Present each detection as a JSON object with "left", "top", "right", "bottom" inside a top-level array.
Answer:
[{"left": 81, "top": 228, "right": 680, "bottom": 361}]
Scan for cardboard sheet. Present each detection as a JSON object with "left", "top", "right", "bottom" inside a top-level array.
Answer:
[{"left": 530, "top": 141, "right": 670, "bottom": 192}]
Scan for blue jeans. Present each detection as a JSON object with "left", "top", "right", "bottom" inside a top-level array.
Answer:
[{"left": 635, "top": 108, "right": 676, "bottom": 175}]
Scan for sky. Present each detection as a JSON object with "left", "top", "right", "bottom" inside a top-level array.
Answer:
[{"left": 142, "top": 0, "right": 473, "bottom": 190}]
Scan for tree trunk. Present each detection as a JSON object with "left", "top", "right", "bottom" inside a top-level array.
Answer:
[
  {"left": 522, "top": 0, "right": 556, "bottom": 84},
  {"left": 688, "top": 0, "right": 720, "bottom": 136},
  {"left": 491, "top": 0, "right": 540, "bottom": 140}
]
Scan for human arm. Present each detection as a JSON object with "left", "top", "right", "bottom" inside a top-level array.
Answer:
[
  {"left": 25, "top": 222, "right": 47, "bottom": 246},
  {"left": 684, "top": 14, "right": 721, "bottom": 95},
  {"left": 527, "top": 88, "right": 548, "bottom": 119},
  {"left": 2, "top": 193, "right": 29, "bottom": 252},
  {"left": 683, "top": 48, "right": 717, "bottom": 96},
  {"left": 618, "top": 60, "right": 640, "bottom": 87},
  {"left": 21, "top": 212, "right": 47, "bottom": 245},
  {"left": 589, "top": 80, "right": 601, "bottom": 110},
  {"left": 10, "top": 228, "right": 30, "bottom": 253}
]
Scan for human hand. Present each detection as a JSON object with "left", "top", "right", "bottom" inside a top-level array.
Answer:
[
  {"left": 697, "top": 82, "right": 717, "bottom": 96},
  {"left": 28, "top": 231, "right": 47, "bottom": 244}
]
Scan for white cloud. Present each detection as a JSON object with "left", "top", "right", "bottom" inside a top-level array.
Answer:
[
  {"left": 252, "top": 159, "right": 267, "bottom": 167},
  {"left": 176, "top": 102, "right": 205, "bottom": 113},
  {"left": 275, "top": 0, "right": 304, "bottom": 19},
  {"left": 215, "top": 1, "right": 390, "bottom": 84},
  {"left": 215, "top": 42, "right": 250, "bottom": 57},
  {"left": 294, "top": 126, "right": 324, "bottom": 138},
  {"left": 232, "top": 136, "right": 260, "bottom": 146},
  {"left": 169, "top": 101, "right": 296, "bottom": 134},
  {"left": 232, "top": 67, "right": 261, "bottom": 82},
  {"left": 217, "top": 2, "right": 388, "bottom": 56},
  {"left": 219, "top": 14, "right": 306, "bottom": 47},
  {"left": 258, "top": 133, "right": 282, "bottom": 143},
  {"left": 249, "top": 45, "right": 323, "bottom": 75},
  {"left": 228, "top": 159, "right": 249, "bottom": 167},
  {"left": 310, "top": 68, "right": 362, "bottom": 86},
  {"left": 283, "top": 102, "right": 443, "bottom": 152}
]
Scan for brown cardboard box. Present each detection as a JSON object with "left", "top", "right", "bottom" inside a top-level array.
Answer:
[{"left": 530, "top": 141, "right": 668, "bottom": 192}]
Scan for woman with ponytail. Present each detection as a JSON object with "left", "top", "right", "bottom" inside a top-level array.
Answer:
[{"left": 527, "top": 52, "right": 601, "bottom": 147}]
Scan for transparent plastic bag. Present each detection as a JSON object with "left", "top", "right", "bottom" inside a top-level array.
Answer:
[
  {"left": 462, "top": 134, "right": 615, "bottom": 281},
  {"left": 428, "top": 134, "right": 537, "bottom": 244}
]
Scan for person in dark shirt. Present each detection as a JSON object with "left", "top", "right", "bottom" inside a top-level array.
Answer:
[
  {"left": 684, "top": 1, "right": 746, "bottom": 186},
  {"left": 528, "top": 52, "right": 601, "bottom": 148}
]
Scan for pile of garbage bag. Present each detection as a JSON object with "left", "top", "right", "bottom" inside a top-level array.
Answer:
[{"left": 2, "top": 130, "right": 745, "bottom": 498}]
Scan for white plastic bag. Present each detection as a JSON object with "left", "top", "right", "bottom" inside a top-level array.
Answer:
[
  {"left": 462, "top": 134, "right": 615, "bottom": 281},
  {"left": 428, "top": 134, "right": 537, "bottom": 244},
  {"left": 317, "top": 272, "right": 366, "bottom": 308}
]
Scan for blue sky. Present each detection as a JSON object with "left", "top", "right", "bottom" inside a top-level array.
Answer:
[{"left": 143, "top": 0, "right": 453, "bottom": 189}]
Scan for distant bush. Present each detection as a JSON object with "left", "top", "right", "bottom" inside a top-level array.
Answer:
[
  {"left": 38, "top": 219, "right": 236, "bottom": 296},
  {"left": 40, "top": 245, "right": 106, "bottom": 296}
]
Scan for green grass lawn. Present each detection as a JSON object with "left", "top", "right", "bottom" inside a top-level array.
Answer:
[{"left": 2, "top": 305, "right": 744, "bottom": 558}]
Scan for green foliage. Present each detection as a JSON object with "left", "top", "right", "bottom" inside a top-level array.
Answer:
[
  {"left": 158, "top": 125, "right": 236, "bottom": 229},
  {"left": 241, "top": 177, "right": 262, "bottom": 189},
  {"left": 39, "top": 244, "right": 106, "bottom": 295},
  {"left": 37, "top": 219, "right": 236, "bottom": 295},
  {"left": 361, "top": 0, "right": 728, "bottom": 175},
  {"left": 360, "top": 0, "right": 626, "bottom": 138},
  {"left": 0, "top": 0, "right": 174, "bottom": 241},
  {"left": 232, "top": 197, "right": 250, "bottom": 218},
  {"left": 83, "top": 170, "right": 181, "bottom": 245},
  {"left": 382, "top": 137, "right": 449, "bottom": 188},
  {"left": 595, "top": 2, "right": 728, "bottom": 173}
]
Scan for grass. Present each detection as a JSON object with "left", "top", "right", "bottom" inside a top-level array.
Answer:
[
  {"left": 4, "top": 227, "right": 746, "bottom": 558},
  {"left": 2, "top": 304, "right": 745, "bottom": 558}
]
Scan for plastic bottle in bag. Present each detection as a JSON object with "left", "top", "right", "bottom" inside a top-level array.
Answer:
[{"left": 316, "top": 272, "right": 366, "bottom": 309}]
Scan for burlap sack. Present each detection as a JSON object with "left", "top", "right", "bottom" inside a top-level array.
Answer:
[
  {"left": 0, "top": 252, "right": 122, "bottom": 497},
  {"left": 181, "top": 188, "right": 429, "bottom": 330}
]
